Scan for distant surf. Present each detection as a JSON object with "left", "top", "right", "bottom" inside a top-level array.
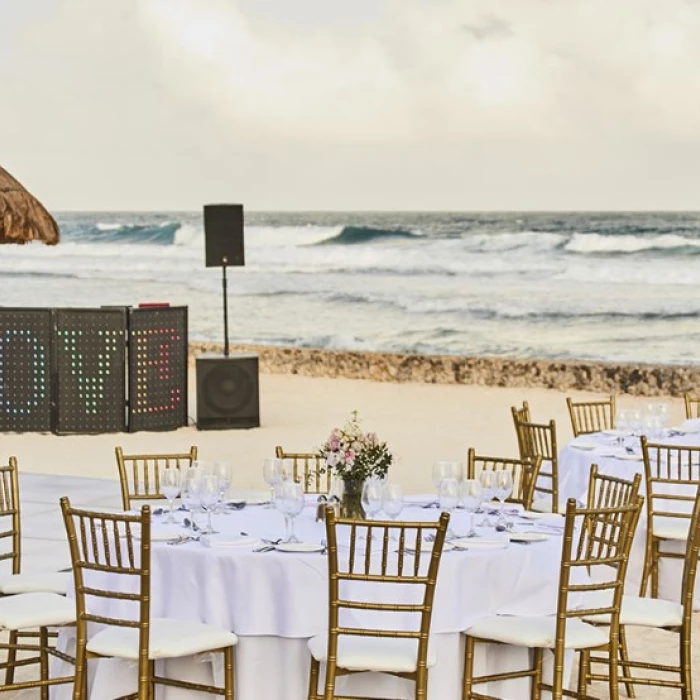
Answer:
[{"left": 313, "top": 225, "right": 421, "bottom": 245}]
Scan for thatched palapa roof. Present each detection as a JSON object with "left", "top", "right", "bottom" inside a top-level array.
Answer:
[{"left": 0, "top": 166, "right": 59, "bottom": 245}]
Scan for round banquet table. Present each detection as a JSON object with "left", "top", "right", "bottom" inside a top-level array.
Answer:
[
  {"left": 558, "top": 426, "right": 700, "bottom": 604},
  {"left": 52, "top": 498, "right": 582, "bottom": 700}
]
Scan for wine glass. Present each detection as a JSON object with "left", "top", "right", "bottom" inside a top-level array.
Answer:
[
  {"left": 432, "top": 461, "right": 453, "bottom": 506},
  {"left": 657, "top": 403, "right": 670, "bottom": 432},
  {"left": 438, "top": 478, "right": 459, "bottom": 539},
  {"left": 263, "top": 458, "right": 284, "bottom": 508},
  {"left": 494, "top": 471, "right": 514, "bottom": 529},
  {"left": 361, "top": 480, "right": 383, "bottom": 521},
  {"left": 615, "top": 408, "right": 629, "bottom": 436},
  {"left": 478, "top": 471, "right": 497, "bottom": 527},
  {"left": 461, "top": 479, "right": 482, "bottom": 538},
  {"left": 181, "top": 468, "right": 203, "bottom": 535},
  {"left": 211, "top": 462, "right": 232, "bottom": 512},
  {"left": 198, "top": 474, "right": 220, "bottom": 535},
  {"left": 160, "top": 466, "right": 181, "bottom": 524},
  {"left": 382, "top": 484, "right": 404, "bottom": 539},
  {"left": 274, "top": 481, "right": 305, "bottom": 543}
]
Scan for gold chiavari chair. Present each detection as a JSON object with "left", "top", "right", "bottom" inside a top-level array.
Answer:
[
  {"left": 0, "top": 459, "right": 76, "bottom": 697},
  {"left": 115, "top": 446, "right": 197, "bottom": 511},
  {"left": 582, "top": 473, "right": 700, "bottom": 699},
  {"left": 584, "top": 465, "right": 642, "bottom": 699},
  {"left": 462, "top": 496, "right": 643, "bottom": 700},
  {"left": 511, "top": 402, "right": 531, "bottom": 455},
  {"left": 684, "top": 393, "right": 700, "bottom": 420},
  {"left": 275, "top": 446, "right": 331, "bottom": 495},
  {"left": 512, "top": 414, "right": 560, "bottom": 513},
  {"left": 567, "top": 395, "right": 616, "bottom": 437},
  {"left": 307, "top": 510, "right": 450, "bottom": 700},
  {"left": 466, "top": 448, "right": 543, "bottom": 511},
  {"left": 60, "top": 498, "right": 237, "bottom": 700},
  {"left": 640, "top": 436, "right": 700, "bottom": 599},
  {"left": 0, "top": 457, "right": 74, "bottom": 687}
]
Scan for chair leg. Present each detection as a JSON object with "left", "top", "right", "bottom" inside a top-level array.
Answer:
[
  {"left": 73, "top": 643, "right": 87, "bottom": 700},
  {"left": 608, "top": 638, "right": 621, "bottom": 700},
  {"left": 148, "top": 660, "right": 156, "bottom": 700},
  {"left": 531, "top": 649, "right": 543, "bottom": 700},
  {"left": 681, "top": 629, "right": 693, "bottom": 700},
  {"left": 415, "top": 665, "right": 428, "bottom": 700},
  {"left": 618, "top": 627, "right": 635, "bottom": 699},
  {"left": 577, "top": 650, "right": 589, "bottom": 698},
  {"left": 307, "top": 657, "right": 320, "bottom": 700},
  {"left": 462, "top": 635, "right": 475, "bottom": 700},
  {"left": 5, "top": 629, "right": 18, "bottom": 684},
  {"left": 223, "top": 646, "right": 235, "bottom": 700},
  {"left": 651, "top": 543, "right": 660, "bottom": 599},
  {"left": 137, "top": 656, "right": 150, "bottom": 700},
  {"left": 323, "top": 659, "right": 337, "bottom": 700},
  {"left": 39, "top": 626, "right": 49, "bottom": 700}
]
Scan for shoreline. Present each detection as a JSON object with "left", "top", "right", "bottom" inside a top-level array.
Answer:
[{"left": 189, "top": 342, "right": 699, "bottom": 397}]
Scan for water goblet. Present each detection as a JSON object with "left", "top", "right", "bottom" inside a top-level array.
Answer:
[
  {"left": 181, "top": 468, "right": 203, "bottom": 534},
  {"left": 274, "top": 481, "right": 305, "bottom": 543},
  {"left": 361, "top": 480, "right": 383, "bottom": 522},
  {"left": 211, "top": 461, "right": 233, "bottom": 512},
  {"left": 382, "top": 484, "right": 404, "bottom": 539},
  {"left": 657, "top": 403, "right": 670, "bottom": 431},
  {"left": 494, "top": 471, "right": 514, "bottom": 528},
  {"left": 263, "top": 458, "right": 284, "bottom": 508},
  {"left": 478, "top": 471, "right": 497, "bottom": 527},
  {"left": 615, "top": 408, "right": 629, "bottom": 436},
  {"left": 461, "top": 479, "right": 482, "bottom": 538},
  {"left": 432, "top": 461, "right": 453, "bottom": 506},
  {"left": 438, "top": 478, "right": 459, "bottom": 539},
  {"left": 198, "top": 474, "right": 220, "bottom": 535},
  {"left": 160, "top": 466, "right": 181, "bottom": 524}
]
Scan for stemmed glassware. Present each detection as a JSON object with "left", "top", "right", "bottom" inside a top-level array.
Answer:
[
  {"left": 199, "top": 474, "right": 221, "bottom": 535},
  {"left": 160, "top": 466, "right": 182, "bottom": 524},
  {"left": 382, "top": 484, "right": 404, "bottom": 539},
  {"left": 461, "top": 479, "right": 482, "bottom": 538},
  {"left": 274, "top": 481, "right": 305, "bottom": 543},
  {"left": 494, "top": 471, "right": 514, "bottom": 529},
  {"left": 181, "top": 467, "right": 203, "bottom": 535},
  {"left": 438, "top": 478, "right": 459, "bottom": 539},
  {"left": 432, "top": 461, "right": 462, "bottom": 506},
  {"left": 361, "top": 480, "right": 383, "bottom": 522},
  {"left": 478, "top": 471, "right": 497, "bottom": 527},
  {"left": 210, "top": 462, "right": 232, "bottom": 512},
  {"left": 263, "top": 458, "right": 284, "bottom": 508}
]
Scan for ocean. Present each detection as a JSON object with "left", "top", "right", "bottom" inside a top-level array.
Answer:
[{"left": 1, "top": 211, "right": 699, "bottom": 365}]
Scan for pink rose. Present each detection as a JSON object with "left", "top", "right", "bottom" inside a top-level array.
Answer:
[
  {"left": 345, "top": 450, "right": 355, "bottom": 466},
  {"left": 329, "top": 438, "right": 340, "bottom": 451}
]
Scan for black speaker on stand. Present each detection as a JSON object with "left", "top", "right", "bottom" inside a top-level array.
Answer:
[{"left": 197, "top": 204, "right": 260, "bottom": 430}]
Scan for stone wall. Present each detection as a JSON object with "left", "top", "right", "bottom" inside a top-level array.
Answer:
[{"left": 189, "top": 343, "right": 700, "bottom": 397}]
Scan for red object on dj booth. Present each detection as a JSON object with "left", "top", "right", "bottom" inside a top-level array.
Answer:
[{"left": 138, "top": 303, "right": 170, "bottom": 308}]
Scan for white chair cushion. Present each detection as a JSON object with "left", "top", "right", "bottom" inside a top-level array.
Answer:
[
  {"left": 87, "top": 617, "right": 238, "bottom": 660},
  {"left": 308, "top": 633, "right": 436, "bottom": 673},
  {"left": 653, "top": 520, "right": 689, "bottom": 541},
  {"left": 0, "top": 592, "right": 75, "bottom": 631},
  {"left": 0, "top": 571, "right": 71, "bottom": 596},
  {"left": 582, "top": 592, "right": 683, "bottom": 628},
  {"left": 466, "top": 615, "right": 607, "bottom": 650}
]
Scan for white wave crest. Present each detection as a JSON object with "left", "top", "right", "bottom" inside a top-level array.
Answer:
[
  {"left": 565, "top": 232, "right": 700, "bottom": 254},
  {"left": 96, "top": 222, "right": 123, "bottom": 231}
]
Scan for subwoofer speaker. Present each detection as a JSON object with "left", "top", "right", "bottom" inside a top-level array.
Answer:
[
  {"left": 196, "top": 354, "right": 260, "bottom": 430},
  {"left": 203, "top": 204, "right": 245, "bottom": 268}
]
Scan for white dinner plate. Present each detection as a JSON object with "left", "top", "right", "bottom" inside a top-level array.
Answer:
[
  {"left": 601, "top": 429, "right": 624, "bottom": 437},
  {"left": 509, "top": 532, "right": 549, "bottom": 543},
  {"left": 242, "top": 497, "right": 271, "bottom": 506},
  {"left": 671, "top": 426, "right": 700, "bottom": 435},
  {"left": 519, "top": 511, "right": 563, "bottom": 521},
  {"left": 571, "top": 443, "right": 596, "bottom": 451},
  {"left": 452, "top": 538, "right": 508, "bottom": 550},
  {"left": 614, "top": 453, "right": 643, "bottom": 461},
  {"left": 275, "top": 542, "right": 325, "bottom": 553},
  {"left": 201, "top": 535, "right": 262, "bottom": 548}
]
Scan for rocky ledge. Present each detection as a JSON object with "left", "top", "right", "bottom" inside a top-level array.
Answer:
[{"left": 189, "top": 343, "right": 699, "bottom": 397}]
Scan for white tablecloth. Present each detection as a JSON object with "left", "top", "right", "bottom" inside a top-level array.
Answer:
[
  {"left": 558, "top": 428, "right": 700, "bottom": 604},
  {"left": 54, "top": 499, "right": 581, "bottom": 699}
]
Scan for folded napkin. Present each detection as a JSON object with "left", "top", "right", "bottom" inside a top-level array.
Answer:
[
  {"left": 679, "top": 419, "right": 700, "bottom": 434},
  {"left": 135, "top": 525, "right": 184, "bottom": 542},
  {"left": 200, "top": 535, "right": 261, "bottom": 548}
]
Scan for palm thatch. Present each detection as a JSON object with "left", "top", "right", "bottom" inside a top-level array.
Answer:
[{"left": 0, "top": 166, "right": 59, "bottom": 245}]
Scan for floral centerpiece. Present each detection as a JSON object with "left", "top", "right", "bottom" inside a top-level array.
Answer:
[{"left": 320, "top": 411, "right": 392, "bottom": 518}]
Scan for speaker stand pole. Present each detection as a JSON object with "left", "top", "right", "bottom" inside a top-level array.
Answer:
[{"left": 222, "top": 259, "right": 230, "bottom": 358}]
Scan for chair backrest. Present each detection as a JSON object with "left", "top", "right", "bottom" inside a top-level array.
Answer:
[
  {"left": 467, "top": 448, "right": 542, "bottom": 511},
  {"left": 115, "top": 446, "right": 197, "bottom": 510},
  {"left": 60, "top": 498, "right": 151, "bottom": 659},
  {"left": 684, "top": 393, "right": 700, "bottom": 420},
  {"left": 679, "top": 486, "right": 700, "bottom": 634},
  {"left": 567, "top": 395, "right": 616, "bottom": 437},
  {"left": 0, "top": 457, "right": 20, "bottom": 576},
  {"left": 586, "top": 464, "right": 642, "bottom": 512},
  {"left": 275, "top": 446, "right": 331, "bottom": 494},
  {"left": 556, "top": 496, "right": 643, "bottom": 657},
  {"left": 512, "top": 417, "right": 559, "bottom": 512},
  {"left": 641, "top": 437, "right": 700, "bottom": 542},
  {"left": 324, "top": 510, "right": 450, "bottom": 677}
]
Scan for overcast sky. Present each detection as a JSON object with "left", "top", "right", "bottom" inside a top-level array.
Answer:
[{"left": 2, "top": 0, "right": 699, "bottom": 211}]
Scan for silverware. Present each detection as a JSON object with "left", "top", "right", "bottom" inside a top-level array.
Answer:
[
  {"left": 183, "top": 518, "right": 201, "bottom": 532},
  {"left": 253, "top": 545, "right": 276, "bottom": 553}
]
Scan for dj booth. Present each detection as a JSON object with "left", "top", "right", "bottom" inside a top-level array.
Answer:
[{"left": 0, "top": 306, "right": 188, "bottom": 434}]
